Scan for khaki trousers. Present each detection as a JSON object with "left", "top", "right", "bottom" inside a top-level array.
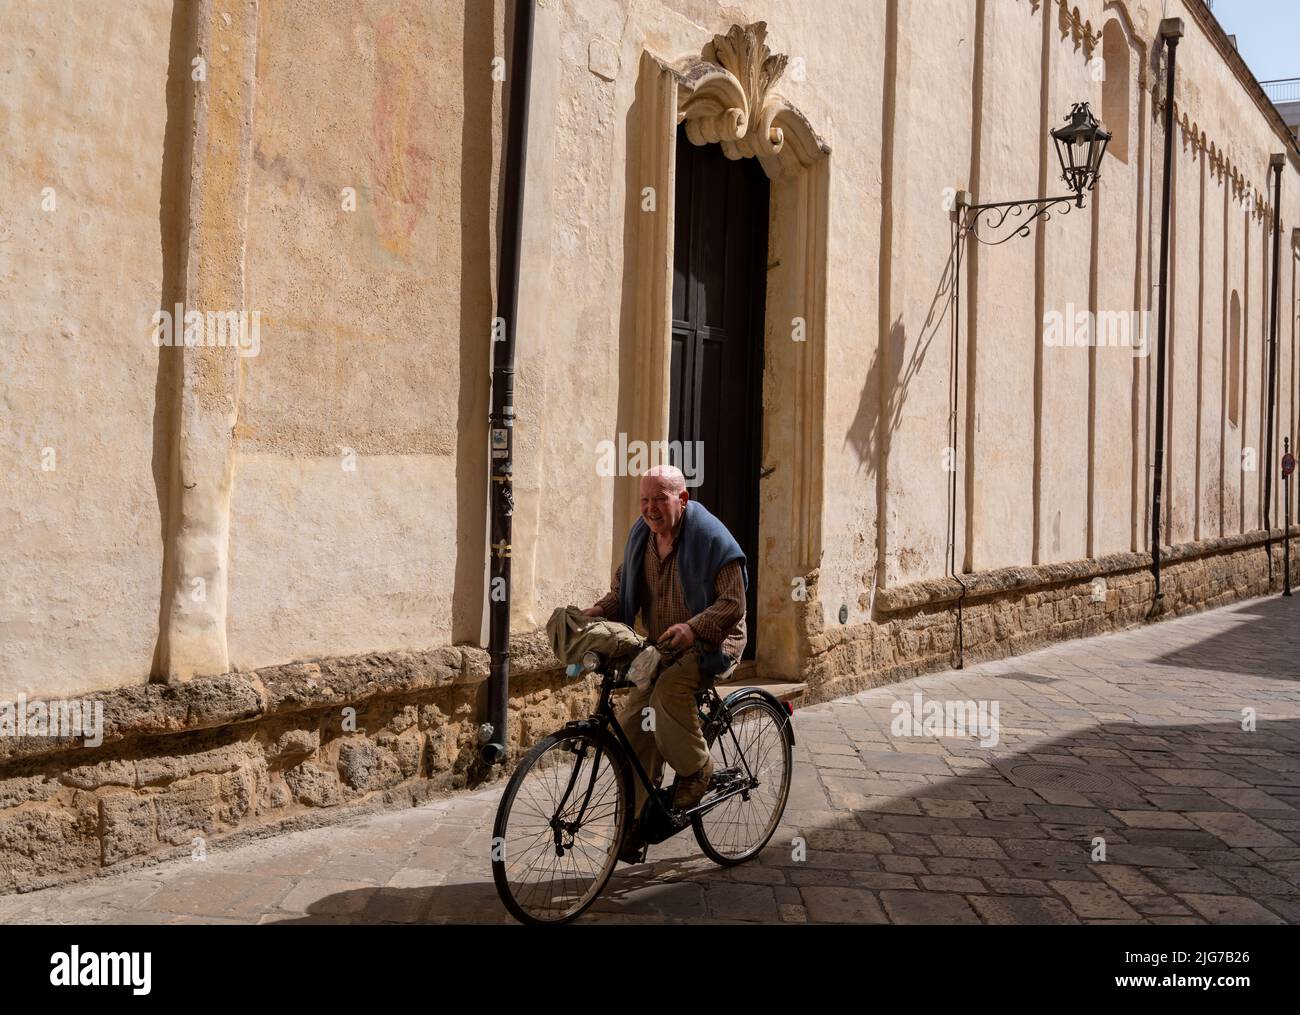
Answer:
[{"left": 615, "top": 651, "right": 721, "bottom": 822}]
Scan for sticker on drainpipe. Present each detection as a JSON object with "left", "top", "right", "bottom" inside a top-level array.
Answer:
[{"left": 491, "top": 428, "right": 508, "bottom": 458}]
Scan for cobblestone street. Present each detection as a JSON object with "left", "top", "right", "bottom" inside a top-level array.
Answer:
[{"left": 2, "top": 595, "right": 1296, "bottom": 925}]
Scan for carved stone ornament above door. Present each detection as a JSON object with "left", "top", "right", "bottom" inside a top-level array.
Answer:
[{"left": 674, "top": 21, "right": 829, "bottom": 178}]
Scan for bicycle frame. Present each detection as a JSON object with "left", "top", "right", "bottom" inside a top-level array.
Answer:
[{"left": 555, "top": 656, "right": 769, "bottom": 847}]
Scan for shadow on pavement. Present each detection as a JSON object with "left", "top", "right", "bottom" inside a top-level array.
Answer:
[{"left": 1148, "top": 596, "right": 1298, "bottom": 680}]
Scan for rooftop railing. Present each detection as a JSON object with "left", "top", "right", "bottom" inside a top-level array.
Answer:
[{"left": 1260, "top": 77, "right": 1300, "bottom": 104}]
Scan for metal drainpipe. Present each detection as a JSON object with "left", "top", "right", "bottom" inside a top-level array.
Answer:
[
  {"left": 1263, "top": 153, "right": 1284, "bottom": 585},
  {"left": 482, "top": 0, "right": 535, "bottom": 766},
  {"left": 948, "top": 212, "right": 969, "bottom": 669},
  {"left": 1151, "top": 18, "right": 1182, "bottom": 600}
]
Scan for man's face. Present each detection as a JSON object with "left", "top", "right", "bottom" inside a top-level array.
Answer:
[{"left": 639, "top": 475, "right": 687, "bottom": 536}]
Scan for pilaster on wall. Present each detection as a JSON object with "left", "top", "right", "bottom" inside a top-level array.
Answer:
[
  {"left": 1130, "top": 7, "right": 1150, "bottom": 556},
  {"left": 158, "top": 0, "right": 260, "bottom": 682},
  {"left": 872, "top": 0, "right": 898, "bottom": 596},
  {"left": 612, "top": 51, "right": 677, "bottom": 544},
  {"left": 1031, "top": 0, "right": 1052, "bottom": 565},
  {"left": 762, "top": 158, "right": 830, "bottom": 675}
]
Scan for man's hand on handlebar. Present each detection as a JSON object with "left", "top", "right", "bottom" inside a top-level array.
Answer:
[{"left": 658, "top": 622, "right": 695, "bottom": 651}]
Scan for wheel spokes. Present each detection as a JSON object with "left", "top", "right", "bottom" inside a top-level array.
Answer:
[
  {"left": 495, "top": 735, "right": 626, "bottom": 923},
  {"left": 698, "top": 702, "right": 790, "bottom": 859}
]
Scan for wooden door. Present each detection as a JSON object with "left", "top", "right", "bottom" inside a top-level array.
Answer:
[{"left": 669, "top": 127, "right": 769, "bottom": 659}]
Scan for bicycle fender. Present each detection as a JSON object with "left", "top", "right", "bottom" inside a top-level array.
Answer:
[{"left": 718, "top": 686, "right": 796, "bottom": 745}]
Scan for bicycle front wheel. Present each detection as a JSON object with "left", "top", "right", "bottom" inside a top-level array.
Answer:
[
  {"left": 491, "top": 727, "right": 632, "bottom": 925},
  {"left": 693, "top": 695, "right": 793, "bottom": 865}
]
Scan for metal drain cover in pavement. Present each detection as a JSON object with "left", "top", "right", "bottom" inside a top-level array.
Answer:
[{"left": 1005, "top": 763, "right": 1117, "bottom": 793}]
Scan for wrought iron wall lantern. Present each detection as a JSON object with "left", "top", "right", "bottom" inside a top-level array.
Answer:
[
  {"left": 956, "top": 101, "right": 1111, "bottom": 245},
  {"left": 1051, "top": 102, "right": 1111, "bottom": 205}
]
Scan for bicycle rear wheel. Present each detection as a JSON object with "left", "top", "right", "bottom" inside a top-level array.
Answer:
[
  {"left": 692, "top": 695, "right": 792, "bottom": 866},
  {"left": 491, "top": 727, "right": 632, "bottom": 925}
]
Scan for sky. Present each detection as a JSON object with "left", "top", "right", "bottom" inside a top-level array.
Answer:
[{"left": 1207, "top": 0, "right": 1300, "bottom": 82}]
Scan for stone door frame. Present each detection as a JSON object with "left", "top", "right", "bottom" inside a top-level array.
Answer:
[{"left": 618, "top": 23, "right": 831, "bottom": 677}]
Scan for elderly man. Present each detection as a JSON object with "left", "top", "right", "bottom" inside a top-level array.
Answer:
[{"left": 583, "top": 464, "right": 747, "bottom": 862}]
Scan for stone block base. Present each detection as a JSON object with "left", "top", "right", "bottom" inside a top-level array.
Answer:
[
  {"left": 799, "top": 529, "right": 1299, "bottom": 704},
  {"left": 0, "top": 645, "right": 596, "bottom": 894}
]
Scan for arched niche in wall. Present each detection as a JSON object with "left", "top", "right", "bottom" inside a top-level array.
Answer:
[
  {"left": 618, "top": 22, "right": 831, "bottom": 677},
  {"left": 1101, "top": 17, "right": 1132, "bottom": 164}
]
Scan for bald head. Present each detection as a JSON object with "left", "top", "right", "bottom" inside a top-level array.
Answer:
[
  {"left": 639, "top": 464, "right": 689, "bottom": 536},
  {"left": 643, "top": 463, "right": 687, "bottom": 494}
]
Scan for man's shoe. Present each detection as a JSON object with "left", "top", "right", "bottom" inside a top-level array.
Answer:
[
  {"left": 671, "top": 757, "right": 715, "bottom": 811},
  {"left": 617, "top": 823, "right": 646, "bottom": 865}
]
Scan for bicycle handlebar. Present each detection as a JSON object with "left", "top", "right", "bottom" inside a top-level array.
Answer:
[{"left": 649, "top": 641, "right": 690, "bottom": 669}]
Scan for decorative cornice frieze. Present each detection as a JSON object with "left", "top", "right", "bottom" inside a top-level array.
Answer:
[
  {"left": 1163, "top": 101, "right": 1274, "bottom": 220},
  {"left": 1056, "top": 0, "right": 1099, "bottom": 58},
  {"left": 673, "top": 21, "right": 829, "bottom": 178},
  {"left": 1023, "top": 0, "right": 1281, "bottom": 219}
]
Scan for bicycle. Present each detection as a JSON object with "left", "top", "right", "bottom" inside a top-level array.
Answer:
[{"left": 490, "top": 641, "right": 796, "bottom": 925}]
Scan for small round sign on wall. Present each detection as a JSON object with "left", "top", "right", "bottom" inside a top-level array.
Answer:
[{"left": 1283, "top": 452, "right": 1296, "bottom": 479}]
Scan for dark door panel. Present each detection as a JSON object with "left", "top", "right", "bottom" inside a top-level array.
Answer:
[{"left": 669, "top": 126, "right": 769, "bottom": 660}]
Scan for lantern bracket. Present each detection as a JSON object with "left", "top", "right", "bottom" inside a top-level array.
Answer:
[{"left": 955, "top": 194, "right": 1080, "bottom": 247}]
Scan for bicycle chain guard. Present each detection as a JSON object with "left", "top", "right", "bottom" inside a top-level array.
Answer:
[{"left": 638, "top": 786, "right": 688, "bottom": 844}]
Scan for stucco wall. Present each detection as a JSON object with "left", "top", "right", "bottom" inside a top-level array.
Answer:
[
  {"left": 2, "top": 0, "right": 1298, "bottom": 702},
  {"left": 0, "top": 0, "right": 175, "bottom": 697},
  {"left": 969, "top": 0, "right": 1044, "bottom": 573},
  {"left": 511, "top": 0, "right": 1300, "bottom": 677},
  {"left": 1039, "top": 12, "right": 1094, "bottom": 565},
  {"left": 1092, "top": 15, "right": 1142, "bottom": 558},
  {"left": 226, "top": 0, "right": 497, "bottom": 669}
]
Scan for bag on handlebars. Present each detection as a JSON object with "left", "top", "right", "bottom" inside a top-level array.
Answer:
[
  {"left": 546, "top": 605, "right": 644, "bottom": 669},
  {"left": 624, "top": 644, "right": 660, "bottom": 691}
]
